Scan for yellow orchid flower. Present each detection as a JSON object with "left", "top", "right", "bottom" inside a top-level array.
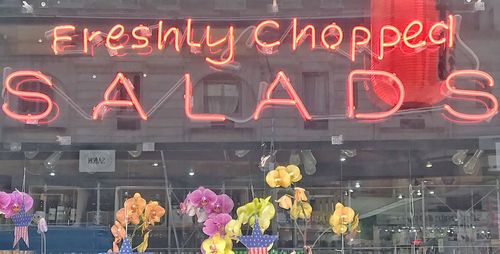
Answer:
[
  {"left": 202, "top": 234, "right": 226, "bottom": 254},
  {"left": 294, "top": 187, "right": 308, "bottom": 202},
  {"left": 236, "top": 197, "right": 275, "bottom": 231},
  {"left": 225, "top": 219, "right": 242, "bottom": 239},
  {"left": 290, "top": 202, "right": 312, "bottom": 220},
  {"left": 266, "top": 168, "right": 291, "bottom": 188},
  {"left": 276, "top": 195, "right": 293, "bottom": 210},
  {"left": 286, "top": 165, "right": 303, "bottom": 183},
  {"left": 224, "top": 235, "right": 234, "bottom": 254},
  {"left": 329, "top": 202, "right": 358, "bottom": 235}
]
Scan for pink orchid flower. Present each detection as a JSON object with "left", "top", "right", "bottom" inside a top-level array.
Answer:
[
  {"left": 206, "top": 194, "right": 234, "bottom": 216},
  {"left": 0, "top": 192, "right": 11, "bottom": 212},
  {"left": 190, "top": 187, "right": 217, "bottom": 209},
  {"left": 202, "top": 213, "right": 232, "bottom": 236},
  {"left": 4, "top": 191, "right": 33, "bottom": 218}
]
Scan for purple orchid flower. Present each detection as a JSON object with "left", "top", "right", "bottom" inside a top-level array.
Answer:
[
  {"left": 202, "top": 213, "right": 232, "bottom": 236},
  {"left": 206, "top": 194, "right": 234, "bottom": 216},
  {"left": 4, "top": 191, "right": 33, "bottom": 218},
  {"left": 189, "top": 187, "right": 217, "bottom": 209}
]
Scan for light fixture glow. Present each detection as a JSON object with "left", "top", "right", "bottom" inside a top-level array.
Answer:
[
  {"left": 355, "top": 181, "right": 361, "bottom": 188},
  {"left": 152, "top": 162, "right": 159, "bottom": 167},
  {"left": 188, "top": 168, "right": 195, "bottom": 176},
  {"left": 426, "top": 161, "right": 433, "bottom": 168},
  {"left": 49, "top": 171, "right": 56, "bottom": 177},
  {"left": 398, "top": 194, "right": 403, "bottom": 199}
]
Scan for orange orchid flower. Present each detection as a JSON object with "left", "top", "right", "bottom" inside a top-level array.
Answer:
[
  {"left": 116, "top": 207, "right": 140, "bottom": 225},
  {"left": 125, "top": 193, "right": 147, "bottom": 215},
  {"left": 111, "top": 221, "right": 127, "bottom": 239},
  {"left": 145, "top": 201, "right": 166, "bottom": 225}
]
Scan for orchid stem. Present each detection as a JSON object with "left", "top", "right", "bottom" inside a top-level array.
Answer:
[{"left": 311, "top": 228, "right": 331, "bottom": 249}]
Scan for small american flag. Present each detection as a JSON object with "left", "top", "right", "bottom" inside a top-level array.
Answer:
[
  {"left": 11, "top": 207, "right": 33, "bottom": 248},
  {"left": 238, "top": 221, "right": 277, "bottom": 254},
  {"left": 248, "top": 247, "right": 269, "bottom": 254},
  {"left": 13, "top": 226, "right": 29, "bottom": 248}
]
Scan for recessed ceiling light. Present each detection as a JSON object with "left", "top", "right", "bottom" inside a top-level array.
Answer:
[
  {"left": 188, "top": 168, "right": 195, "bottom": 176},
  {"left": 152, "top": 162, "right": 159, "bottom": 167},
  {"left": 49, "top": 171, "right": 55, "bottom": 177}
]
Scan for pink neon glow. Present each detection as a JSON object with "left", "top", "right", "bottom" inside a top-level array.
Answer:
[
  {"left": 184, "top": 74, "right": 226, "bottom": 121},
  {"left": 346, "top": 70, "right": 405, "bottom": 120},
  {"left": 253, "top": 71, "right": 312, "bottom": 120},
  {"left": 443, "top": 70, "right": 498, "bottom": 122},
  {"left": 92, "top": 73, "right": 148, "bottom": 120},
  {"left": 254, "top": 20, "right": 281, "bottom": 48},
  {"left": 321, "top": 23, "right": 343, "bottom": 50},
  {"left": 2, "top": 71, "right": 55, "bottom": 122}
]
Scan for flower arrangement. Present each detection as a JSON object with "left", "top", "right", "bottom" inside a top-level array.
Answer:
[
  {"left": 0, "top": 190, "right": 33, "bottom": 218},
  {"left": 109, "top": 193, "right": 166, "bottom": 253},
  {"left": 180, "top": 187, "right": 277, "bottom": 254},
  {"left": 267, "top": 165, "right": 360, "bottom": 252},
  {"left": 180, "top": 187, "right": 235, "bottom": 254}
]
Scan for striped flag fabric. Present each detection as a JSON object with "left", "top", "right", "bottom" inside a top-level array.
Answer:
[
  {"left": 248, "top": 247, "right": 269, "bottom": 254},
  {"left": 13, "top": 226, "right": 29, "bottom": 248}
]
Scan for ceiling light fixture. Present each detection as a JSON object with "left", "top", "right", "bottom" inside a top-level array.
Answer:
[
  {"left": 188, "top": 168, "right": 195, "bottom": 176},
  {"left": 452, "top": 150, "right": 468, "bottom": 166},
  {"left": 355, "top": 181, "right": 361, "bottom": 188},
  {"left": 426, "top": 161, "right": 433, "bottom": 168},
  {"left": 44, "top": 151, "right": 63, "bottom": 170},
  {"left": 152, "top": 162, "right": 159, "bottom": 167},
  {"left": 49, "top": 171, "right": 56, "bottom": 177}
]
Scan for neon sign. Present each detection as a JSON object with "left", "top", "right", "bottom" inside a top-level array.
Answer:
[{"left": 2, "top": 17, "right": 498, "bottom": 125}]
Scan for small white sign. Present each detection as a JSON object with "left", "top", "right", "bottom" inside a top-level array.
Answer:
[{"left": 79, "top": 150, "right": 115, "bottom": 173}]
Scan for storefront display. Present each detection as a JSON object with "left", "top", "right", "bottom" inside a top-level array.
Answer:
[{"left": 1, "top": 0, "right": 500, "bottom": 253}]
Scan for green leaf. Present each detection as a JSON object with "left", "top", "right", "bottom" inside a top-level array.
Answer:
[{"left": 136, "top": 232, "right": 150, "bottom": 253}]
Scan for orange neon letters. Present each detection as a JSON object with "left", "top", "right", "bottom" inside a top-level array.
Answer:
[
  {"left": 347, "top": 70, "right": 405, "bottom": 120},
  {"left": 132, "top": 26, "right": 150, "bottom": 49},
  {"left": 292, "top": 18, "right": 316, "bottom": 51},
  {"left": 186, "top": 19, "right": 202, "bottom": 49},
  {"left": 184, "top": 74, "right": 226, "bottom": 121},
  {"left": 2, "top": 71, "right": 55, "bottom": 122},
  {"left": 403, "top": 21, "right": 426, "bottom": 49},
  {"left": 321, "top": 23, "right": 343, "bottom": 50},
  {"left": 443, "top": 70, "right": 498, "bottom": 122},
  {"left": 52, "top": 25, "right": 75, "bottom": 55},
  {"left": 106, "top": 25, "right": 126, "bottom": 51},
  {"left": 429, "top": 15, "right": 455, "bottom": 48},
  {"left": 157, "top": 21, "right": 181, "bottom": 52},
  {"left": 254, "top": 71, "right": 311, "bottom": 120},
  {"left": 254, "top": 20, "right": 281, "bottom": 48},
  {"left": 205, "top": 26, "right": 235, "bottom": 66},
  {"left": 350, "top": 26, "right": 371, "bottom": 62},
  {"left": 378, "top": 25, "right": 402, "bottom": 60},
  {"left": 92, "top": 73, "right": 148, "bottom": 120}
]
